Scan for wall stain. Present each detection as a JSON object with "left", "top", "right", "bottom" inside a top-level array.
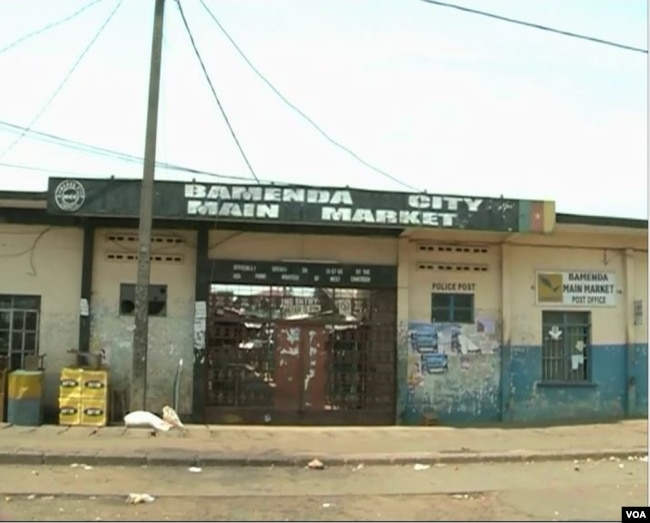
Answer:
[{"left": 90, "top": 300, "right": 194, "bottom": 415}]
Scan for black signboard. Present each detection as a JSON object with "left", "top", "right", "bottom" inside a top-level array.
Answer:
[
  {"left": 212, "top": 260, "right": 397, "bottom": 289},
  {"left": 44, "top": 177, "right": 539, "bottom": 233}
]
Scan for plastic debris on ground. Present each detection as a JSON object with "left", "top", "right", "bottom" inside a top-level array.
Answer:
[
  {"left": 123, "top": 411, "right": 172, "bottom": 432},
  {"left": 307, "top": 458, "right": 325, "bottom": 470},
  {"left": 413, "top": 463, "right": 430, "bottom": 471},
  {"left": 188, "top": 466, "right": 202, "bottom": 473},
  {"left": 126, "top": 493, "right": 155, "bottom": 505},
  {"left": 162, "top": 405, "right": 184, "bottom": 429}
]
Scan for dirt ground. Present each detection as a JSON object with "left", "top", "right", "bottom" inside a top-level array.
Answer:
[{"left": 0, "top": 457, "right": 646, "bottom": 521}]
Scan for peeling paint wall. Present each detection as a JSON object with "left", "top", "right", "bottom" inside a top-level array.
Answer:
[
  {"left": 89, "top": 228, "right": 196, "bottom": 415},
  {"left": 0, "top": 225, "right": 83, "bottom": 411},
  {"left": 399, "top": 238, "right": 502, "bottom": 424}
]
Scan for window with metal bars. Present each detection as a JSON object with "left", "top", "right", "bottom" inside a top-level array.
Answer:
[
  {"left": 541, "top": 311, "right": 590, "bottom": 382},
  {"left": 431, "top": 293, "right": 474, "bottom": 323},
  {"left": 0, "top": 295, "right": 41, "bottom": 370}
]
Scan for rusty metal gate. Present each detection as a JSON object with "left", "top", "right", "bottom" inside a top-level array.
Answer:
[{"left": 203, "top": 261, "right": 397, "bottom": 425}]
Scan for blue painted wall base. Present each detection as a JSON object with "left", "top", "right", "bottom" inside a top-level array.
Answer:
[{"left": 399, "top": 344, "right": 648, "bottom": 425}]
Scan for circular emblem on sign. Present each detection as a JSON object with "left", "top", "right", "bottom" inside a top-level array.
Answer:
[{"left": 54, "top": 179, "right": 85, "bottom": 212}]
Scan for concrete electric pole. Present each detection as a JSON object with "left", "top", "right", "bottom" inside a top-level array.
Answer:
[{"left": 131, "top": 0, "right": 166, "bottom": 412}]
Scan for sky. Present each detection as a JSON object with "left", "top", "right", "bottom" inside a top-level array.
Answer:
[{"left": 0, "top": 0, "right": 646, "bottom": 219}]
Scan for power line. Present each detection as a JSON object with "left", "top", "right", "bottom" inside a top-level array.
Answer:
[
  {"left": 198, "top": 0, "right": 419, "bottom": 192},
  {"left": 175, "top": 0, "right": 260, "bottom": 184},
  {"left": 0, "top": 0, "right": 125, "bottom": 160},
  {"left": 0, "top": 158, "right": 271, "bottom": 184},
  {"left": 418, "top": 0, "right": 648, "bottom": 54},
  {"left": 0, "top": 0, "right": 104, "bottom": 57},
  {"left": 0, "top": 121, "right": 276, "bottom": 183}
]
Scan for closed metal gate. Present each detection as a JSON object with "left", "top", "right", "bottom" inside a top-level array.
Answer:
[{"left": 204, "top": 270, "right": 397, "bottom": 425}]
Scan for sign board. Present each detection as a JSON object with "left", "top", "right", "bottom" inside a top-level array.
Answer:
[
  {"left": 536, "top": 271, "right": 617, "bottom": 307},
  {"left": 212, "top": 259, "right": 397, "bottom": 288},
  {"left": 44, "top": 177, "right": 553, "bottom": 233}
]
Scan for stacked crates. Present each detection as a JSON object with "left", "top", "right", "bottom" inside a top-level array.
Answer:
[{"left": 58, "top": 368, "right": 108, "bottom": 427}]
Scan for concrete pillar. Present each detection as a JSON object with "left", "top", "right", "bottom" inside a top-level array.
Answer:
[
  {"left": 624, "top": 248, "right": 636, "bottom": 416},
  {"left": 395, "top": 236, "right": 411, "bottom": 424},
  {"left": 500, "top": 242, "right": 513, "bottom": 421}
]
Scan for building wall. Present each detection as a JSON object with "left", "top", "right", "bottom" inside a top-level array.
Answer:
[
  {"left": 0, "top": 224, "right": 83, "bottom": 410},
  {"left": 208, "top": 231, "right": 398, "bottom": 265},
  {"left": 399, "top": 238, "right": 502, "bottom": 424},
  {"left": 398, "top": 227, "right": 648, "bottom": 426},
  {"left": 503, "top": 230, "right": 648, "bottom": 423},
  {"left": 89, "top": 228, "right": 197, "bottom": 415}
]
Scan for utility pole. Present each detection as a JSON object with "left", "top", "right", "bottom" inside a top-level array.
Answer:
[{"left": 131, "top": 0, "right": 166, "bottom": 413}]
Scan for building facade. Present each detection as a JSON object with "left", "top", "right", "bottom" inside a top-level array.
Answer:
[{"left": 0, "top": 177, "right": 646, "bottom": 425}]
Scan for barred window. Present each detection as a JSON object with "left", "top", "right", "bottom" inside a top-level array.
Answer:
[
  {"left": 0, "top": 295, "right": 41, "bottom": 370},
  {"left": 542, "top": 311, "right": 590, "bottom": 382}
]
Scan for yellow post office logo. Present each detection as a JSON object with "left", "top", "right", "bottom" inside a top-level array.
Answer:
[{"left": 537, "top": 273, "right": 563, "bottom": 302}]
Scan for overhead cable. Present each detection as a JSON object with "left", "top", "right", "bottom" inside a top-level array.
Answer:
[
  {"left": 199, "top": 0, "right": 420, "bottom": 192},
  {"left": 0, "top": 0, "right": 125, "bottom": 159},
  {"left": 0, "top": 121, "right": 274, "bottom": 183},
  {"left": 0, "top": 0, "right": 104, "bottom": 56},
  {"left": 419, "top": 0, "right": 648, "bottom": 54},
  {"left": 175, "top": 0, "right": 260, "bottom": 184},
  {"left": 0, "top": 159, "right": 273, "bottom": 184}
]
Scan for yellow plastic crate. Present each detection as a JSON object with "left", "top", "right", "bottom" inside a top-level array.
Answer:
[
  {"left": 80, "top": 370, "right": 108, "bottom": 400},
  {"left": 80, "top": 398, "right": 107, "bottom": 427},
  {"left": 59, "top": 368, "right": 83, "bottom": 400},
  {"left": 59, "top": 396, "right": 82, "bottom": 426}
]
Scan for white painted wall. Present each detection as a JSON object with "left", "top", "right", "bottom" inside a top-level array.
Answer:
[
  {"left": 89, "top": 228, "right": 197, "bottom": 414},
  {"left": 407, "top": 241, "right": 501, "bottom": 323},
  {"left": 508, "top": 230, "right": 647, "bottom": 346},
  {"left": 208, "top": 231, "right": 398, "bottom": 264},
  {"left": 634, "top": 251, "right": 648, "bottom": 344},
  {"left": 0, "top": 224, "right": 83, "bottom": 408}
]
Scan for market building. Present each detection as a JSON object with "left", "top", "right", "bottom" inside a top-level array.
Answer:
[{"left": 0, "top": 176, "right": 647, "bottom": 425}]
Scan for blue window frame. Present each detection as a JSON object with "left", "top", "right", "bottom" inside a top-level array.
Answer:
[{"left": 431, "top": 293, "right": 474, "bottom": 323}]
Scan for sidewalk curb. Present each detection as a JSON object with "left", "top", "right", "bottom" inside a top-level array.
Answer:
[{"left": 0, "top": 448, "right": 646, "bottom": 468}]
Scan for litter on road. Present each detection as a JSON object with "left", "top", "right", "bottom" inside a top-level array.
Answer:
[
  {"left": 126, "top": 493, "right": 155, "bottom": 505},
  {"left": 307, "top": 459, "right": 325, "bottom": 470}
]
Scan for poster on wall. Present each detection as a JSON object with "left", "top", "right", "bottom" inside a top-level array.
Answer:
[
  {"left": 536, "top": 271, "right": 617, "bottom": 307},
  {"left": 406, "top": 320, "right": 500, "bottom": 385}
]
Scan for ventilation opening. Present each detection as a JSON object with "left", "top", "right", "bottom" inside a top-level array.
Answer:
[
  {"left": 105, "top": 252, "right": 184, "bottom": 264},
  {"left": 106, "top": 234, "right": 184, "bottom": 245},
  {"left": 417, "top": 262, "right": 489, "bottom": 272},
  {"left": 119, "top": 284, "right": 167, "bottom": 317},
  {"left": 417, "top": 244, "right": 489, "bottom": 254}
]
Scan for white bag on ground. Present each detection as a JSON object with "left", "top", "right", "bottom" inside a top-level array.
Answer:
[{"left": 124, "top": 410, "right": 172, "bottom": 432}]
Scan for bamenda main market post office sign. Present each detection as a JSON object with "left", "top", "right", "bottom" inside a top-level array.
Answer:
[
  {"left": 46, "top": 178, "right": 553, "bottom": 233},
  {"left": 536, "top": 271, "right": 617, "bottom": 307}
]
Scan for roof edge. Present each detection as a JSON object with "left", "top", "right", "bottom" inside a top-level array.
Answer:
[{"left": 556, "top": 212, "right": 647, "bottom": 230}]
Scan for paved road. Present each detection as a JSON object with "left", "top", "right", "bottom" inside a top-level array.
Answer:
[{"left": 0, "top": 457, "right": 646, "bottom": 521}]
